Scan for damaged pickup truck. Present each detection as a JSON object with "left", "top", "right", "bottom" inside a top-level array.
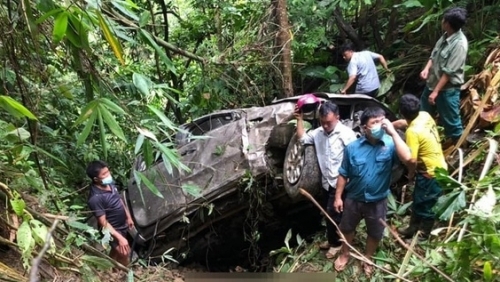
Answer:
[{"left": 123, "top": 93, "right": 405, "bottom": 261}]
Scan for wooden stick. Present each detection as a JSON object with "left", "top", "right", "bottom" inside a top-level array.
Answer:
[
  {"left": 30, "top": 219, "right": 59, "bottom": 282},
  {"left": 298, "top": 188, "right": 411, "bottom": 281}
]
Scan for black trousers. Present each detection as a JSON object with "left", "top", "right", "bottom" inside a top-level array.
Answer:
[{"left": 322, "top": 186, "right": 344, "bottom": 247}]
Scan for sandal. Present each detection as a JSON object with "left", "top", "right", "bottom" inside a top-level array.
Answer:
[
  {"left": 325, "top": 246, "right": 341, "bottom": 259},
  {"left": 334, "top": 254, "right": 349, "bottom": 272},
  {"left": 319, "top": 241, "right": 330, "bottom": 250}
]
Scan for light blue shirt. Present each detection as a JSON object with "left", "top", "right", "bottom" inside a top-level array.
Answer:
[
  {"left": 347, "top": 51, "right": 380, "bottom": 94},
  {"left": 300, "top": 122, "right": 357, "bottom": 190},
  {"left": 338, "top": 134, "right": 398, "bottom": 202}
]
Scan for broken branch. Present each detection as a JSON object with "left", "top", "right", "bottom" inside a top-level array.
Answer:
[{"left": 29, "top": 219, "right": 59, "bottom": 282}]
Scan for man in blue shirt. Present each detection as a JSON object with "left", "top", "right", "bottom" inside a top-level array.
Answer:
[
  {"left": 339, "top": 42, "right": 391, "bottom": 97},
  {"left": 333, "top": 107, "right": 411, "bottom": 276}
]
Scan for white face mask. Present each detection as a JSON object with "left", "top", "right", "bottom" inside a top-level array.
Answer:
[{"left": 101, "top": 175, "right": 113, "bottom": 185}]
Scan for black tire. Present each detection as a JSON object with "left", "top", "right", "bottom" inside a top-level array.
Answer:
[{"left": 283, "top": 132, "right": 321, "bottom": 199}]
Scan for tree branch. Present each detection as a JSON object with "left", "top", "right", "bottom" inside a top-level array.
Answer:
[
  {"left": 104, "top": 8, "right": 206, "bottom": 63},
  {"left": 29, "top": 219, "right": 59, "bottom": 282}
]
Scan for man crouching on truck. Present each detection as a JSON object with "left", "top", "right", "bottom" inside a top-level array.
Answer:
[{"left": 87, "top": 160, "right": 134, "bottom": 266}]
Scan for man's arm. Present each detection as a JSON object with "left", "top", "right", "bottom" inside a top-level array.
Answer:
[
  {"left": 295, "top": 109, "right": 306, "bottom": 139},
  {"left": 121, "top": 199, "right": 134, "bottom": 229},
  {"left": 377, "top": 54, "right": 390, "bottom": 71},
  {"left": 392, "top": 119, "right": 408, "bottom": 130},
  {"left": 420, "top": 59, "right": 433, "bottom": 80},
  {"left": 341, "top": 75, "right": 356, "bottom": 94},
  {"left": 334, "top": 175, "right": 347, "bottom": 213},
  {"left": 404, "top": 130, "right": 419, "bottom": 180},
  {"left": 96, "top": 215, "right": 130, "bottom": 256},
  {"left": 382, "top": 119, "right": 411, "bottom": 164},
  {"left": 428, "top": 73, "right": 450, "bottom": 105}
]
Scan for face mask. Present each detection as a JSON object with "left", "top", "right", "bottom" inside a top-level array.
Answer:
[
  {"left": 369, "top": 124, "right": 384, "bottom": 140},
  {"left": 101, "top": 175, "right": 113, "bottom": 185}
]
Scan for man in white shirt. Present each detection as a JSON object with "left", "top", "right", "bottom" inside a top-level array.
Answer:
[
  {"left": 294, "top": 101, "right": 357, "bottom": 258},
  {"left": 339, "top": 42, "right": 391, "bottom": 97}
]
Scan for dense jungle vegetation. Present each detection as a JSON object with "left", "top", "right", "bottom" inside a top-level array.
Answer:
[{"left": 1, "top": 0, "right": 500, "bottom": 281}]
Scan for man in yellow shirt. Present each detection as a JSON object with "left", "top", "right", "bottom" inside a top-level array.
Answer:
[{"left": 393, "top": 94, "right": 447, "bottom": 239}]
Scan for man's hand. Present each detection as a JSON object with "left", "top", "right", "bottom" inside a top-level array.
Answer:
[
  {"left": 340, "top": 89, "right": 347, "bottom": 95},
  {"left": 334, "top": 198, "right": 343, "bottom": 213},
  {"left": 428, "top": 91, "right": 438, "bottom": 105},
  {"left": 420, "top": 68, "right": 429, "bottom": 80},
  {"left": 127, "top": 217, "right": 134, "bottom": 229},
  {"left": 116, "top": 236, "right": 130, "bottom": 256},
  {"left": 293, "top": 105, "right": 303, "bottom": 120},
  {"left": 381, "top": 118, "right": 397, "bottom": 136}
]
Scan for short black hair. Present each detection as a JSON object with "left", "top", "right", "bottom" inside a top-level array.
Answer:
[
  {"left": 360, "top": 107, "right": 385, "bottom": 125},
  {"left": 443, "top": 7, "right": 467, "bottom": 31},
  {"left": 318, "top": 101, "right": 339, "bottom": 117},
  {"left": 86, "top": 160, "right": 108, "bottom": 180},
  {"left": 340, "top": 42, "right": 355, "bottom": 54},
  {"left": 399, "top": 94, "right": 420, "bottom": 121}
]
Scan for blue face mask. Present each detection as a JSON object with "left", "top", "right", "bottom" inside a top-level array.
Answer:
[
  {"left": 369, "top": 125, "right": 385, "bottom": 140},
  {"left": 101, "top": 175, "right": 113, "bottom": 185}
]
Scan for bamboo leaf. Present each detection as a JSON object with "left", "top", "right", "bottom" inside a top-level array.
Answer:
[
  {"left": 147, "top": 105, "right": 177, "bottom": 130},
  {"left": 157, "top": 142, "right": 189, "bottom": 172},
  {"left": 139, "top": 29, "right": 176, "bottom": 75},
  {"left": 143, "top": 138, "right": 153, "bottom": 168},
  {"left": 0, "top": 95, "right": 37, "bottom": 120},
  {"left": 36, "top": 8, "right": 63, "bottom": 24},
  {"left": 135, "top": 134, "right": 145, "bottom": 155},
  {"left": 135, "top": 171, "right": 164, "bottom": 199},
  {"left": 77, "top": 111, "right": 97, "bottom": 146},
  {"left": 96, "top": 12, "right": 125, "bottom": 65},
  {"left": 99, "top": 105, "right": 127, "bottom": 142},
  {"left": 97, "top": 109, "right": 108, "bottom": 159},
  {"left": 110, "top": 0, "right": 139, "bottom": 21},
  {"left": 99, "top": 97, "right": 126, "bottom": 114},
  {"left": 74, "top": 101, "right": 99, "bottom": 126},
  {"left": 136, "top": 127, "right": 158, "bottom": 142},
  {"left": 52, "top": 11, "right": 69, "bottom": 43},
  {"left": 31, "top": 145, "right": 69, "bottom": 169},
  {"left": 132, "top": 170, "right": 146, "bottom": 206}
]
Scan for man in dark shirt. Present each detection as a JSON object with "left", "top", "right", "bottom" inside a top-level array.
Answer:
[{"left": 87, "top": 160, "right": 134, "bottom": 266}]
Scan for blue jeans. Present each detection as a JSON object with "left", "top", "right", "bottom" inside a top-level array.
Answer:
[
  {"left": 413, "top": 173, "right": 442, "bottom": 219},
  {"left": 420, "top": 86, "right": 463, "bottom": 140}
]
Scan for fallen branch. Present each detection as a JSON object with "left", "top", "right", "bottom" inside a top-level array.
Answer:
[
  {"left": 29, "top": 219, "right": 59, "bottom": 282},
  {"left": 298, "top": 188, "right": 411, "bottom": 281},
  {"left": 379, "top": 219, "right": 454, "bottom": 282}
]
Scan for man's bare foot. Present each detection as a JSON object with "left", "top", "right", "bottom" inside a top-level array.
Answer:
[
  {"left": 334, "top": 253, "right": 349, "bottom": 271},
  {"left": 363, "top": 262, "right": 374, "bottom": 276}
]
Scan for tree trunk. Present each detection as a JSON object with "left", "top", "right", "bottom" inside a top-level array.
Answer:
[
  {"left": 272, "top": 0, "right": 293, "bottom": 98},
  {"left": 333, "top": 7, "right": 364, "bottom": 49}
]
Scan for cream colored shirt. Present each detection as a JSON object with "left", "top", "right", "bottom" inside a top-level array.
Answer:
[{"left": 300, "top": 122, "right": 357, "bottom": 190}]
